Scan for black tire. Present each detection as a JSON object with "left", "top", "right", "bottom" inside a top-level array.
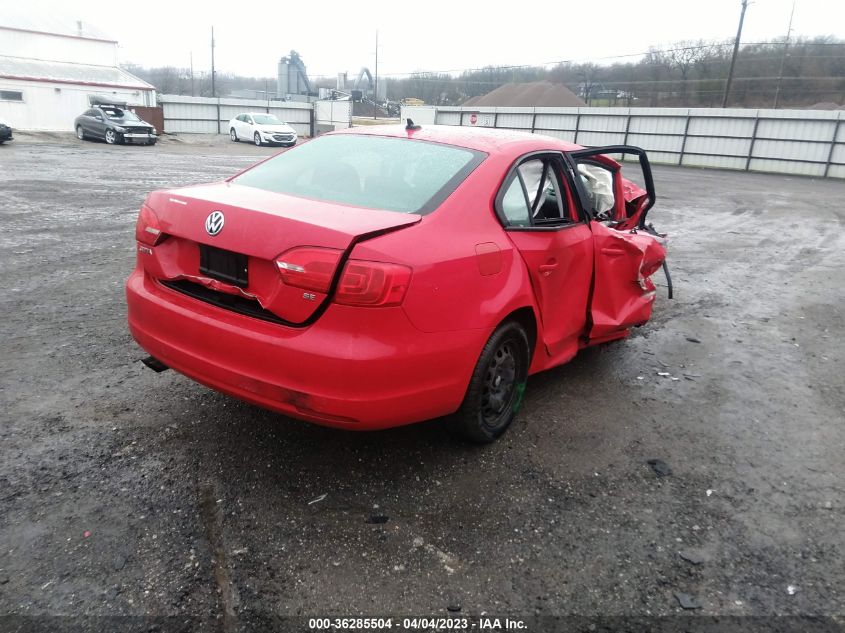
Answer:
[
  {"left": 76, "top": 125, "right": 86, "bottom": 141},
  {"left": 230, "top": 128, "right": 238, "bottom": 142},
  {"left": 254, "top": 132, "right": 262, "bottom": 146},
  {"left": 448, "top": 321, "right": 530, "bottom": 443},
  {"left": 105, "top": 129, "right": 117, "bottom": 144}
]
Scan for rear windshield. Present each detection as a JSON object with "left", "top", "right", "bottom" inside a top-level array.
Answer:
[{"left": 232, "top": 134, "right": 485, "bottom": 214}]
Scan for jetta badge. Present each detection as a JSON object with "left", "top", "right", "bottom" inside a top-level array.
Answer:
[{"left": 205, "top": 210, "right": 225, "bottom": 236}]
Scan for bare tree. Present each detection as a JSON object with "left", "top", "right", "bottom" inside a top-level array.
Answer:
[
  {"left": 665, "top": 40, "right": 709, "bottom": 101},
  {"left": 644, "top": 47, "right": 670, "bottom": 106}
]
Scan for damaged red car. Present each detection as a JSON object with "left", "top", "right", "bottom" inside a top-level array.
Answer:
[{"left": 126, "top": 123, "right": 668, "bottom": 442}]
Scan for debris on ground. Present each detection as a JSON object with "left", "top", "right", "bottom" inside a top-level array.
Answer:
[
  {"left": 367, "top": 515, "right": 389, "bottom": 524},
  {"left": 307, "top": 494, "right": 327, "bottom": 505},
  {"left": 679, "top": 549, "right": 707, "bottom": 565},
  {"left": 686, "top": 337, "right": 702, "bottom": 343},
  {"left": 787, "top": 585, "right": 798, "bottom": 595},
  {"left": 447, "top": 604, "right": 461, "bottom": 612},
  {"left": 674, "top": 592, "right": 702, "bottom": 610},
  {"left": 647, "top": 459, "right": 672, "bottom": 477}
]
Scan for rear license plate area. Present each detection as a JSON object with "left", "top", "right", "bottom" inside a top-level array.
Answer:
[{"left": 199, "top": 244, "right": 248, "bottom": 288}]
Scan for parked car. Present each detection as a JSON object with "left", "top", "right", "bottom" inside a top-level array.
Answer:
[
  {"left": 126, "top": 123, "right": 668, "bottom": 442},
  {"left": 228, "top": 112, "right": 298, "bottom": 146},
  {"left": 74, "top": 104, "right": 157, "bottom": 145},
  {"left": 0, "top": 117, "right": 12, "bottom": 144}
]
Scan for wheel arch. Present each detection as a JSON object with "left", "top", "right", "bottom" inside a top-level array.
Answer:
[{"left": 498, "top": 306, "right": 539, "bottom": 367}]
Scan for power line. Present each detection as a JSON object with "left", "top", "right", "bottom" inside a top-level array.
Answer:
[
  {"left": 373, "top": 75, "right": 845, "bottom": 87},
  {"left": 367, "top": 40, "right": 845, "bottom": 79}
]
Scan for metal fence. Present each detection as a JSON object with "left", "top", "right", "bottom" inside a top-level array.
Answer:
[
  {"left": 159, "top": 95, "right": 313, "bottom": 137},
  {"left": 402, "top": 105, "right": 845, "bottom": 179}
]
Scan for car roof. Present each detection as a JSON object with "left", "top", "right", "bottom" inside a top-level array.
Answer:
[{"left": 331, "top": 124, "right": 583, "bottom": 157}]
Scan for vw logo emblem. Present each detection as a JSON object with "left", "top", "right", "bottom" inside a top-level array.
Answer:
[{"left": 205, "top": 211, "right": 225, "bottom": 236}]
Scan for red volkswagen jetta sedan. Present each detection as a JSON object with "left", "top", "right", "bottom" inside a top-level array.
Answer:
[{"left": 126, "top": 123, "right": 667, "bottom": 442}]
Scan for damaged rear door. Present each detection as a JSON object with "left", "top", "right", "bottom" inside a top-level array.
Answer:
[{"left": 565, "top": 146, "right": 668, "bottom": 342}]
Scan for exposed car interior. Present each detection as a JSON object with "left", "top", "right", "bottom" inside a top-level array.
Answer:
[
  {"left": 100, "top": 106, "right": 141, "bottom": 121},
  {"left": 576, "top": 162, "right": 616, "bottom": 221}
]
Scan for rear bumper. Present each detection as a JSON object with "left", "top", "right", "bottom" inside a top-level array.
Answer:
[{"left": 126, "top": 268, "right": 488, "bottom": 429}]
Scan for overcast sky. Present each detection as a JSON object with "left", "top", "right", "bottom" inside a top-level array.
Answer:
[{"left": 13, "top": 0, "right": 845, "bottom": 78}]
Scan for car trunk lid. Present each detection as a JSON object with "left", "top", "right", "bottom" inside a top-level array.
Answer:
[{"left": 144, "top": 183, "right": 421, "bottom": 324}]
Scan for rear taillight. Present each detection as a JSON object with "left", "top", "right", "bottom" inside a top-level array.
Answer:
[
  {"left": 276, "top": 247, "right": 343, "bottom": 294},
  {"left": 277, "top": 248, "right": 411, "bottom": 307},
  {"left": 135, "top": 204, "right": 164, "bottom": 246},
  {"left": 335, "top": 260, "right": 411, "bottom": 307}
]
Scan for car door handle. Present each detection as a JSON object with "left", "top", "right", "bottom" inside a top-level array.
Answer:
[
  {"left": 601, "top": 246, "right": 627, "bottom": 257},
  {"left": 539, "top": 262, "right": 558, "bottom": 276}
]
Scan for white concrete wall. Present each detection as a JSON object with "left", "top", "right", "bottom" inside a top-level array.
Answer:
[
  {"left": 407, "top": 105, "right": 845, "bottom": 179},
  {"left": 0, "top": 28, "right": 117, "bottom": 66},
  {"left": 0, "top": 78, "right": 155, "bottom": 131}
]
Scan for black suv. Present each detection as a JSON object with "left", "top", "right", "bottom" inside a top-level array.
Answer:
[
  {"left": 0, "top": 118, "right": 12, "bottom": 144},
  {"left": 74, "top": 103, "right": 157, "bottom": 145}
]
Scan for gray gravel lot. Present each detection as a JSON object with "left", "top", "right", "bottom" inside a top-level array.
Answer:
[{"left": 0, "top": 135, "right": 843, "bottom": 632}]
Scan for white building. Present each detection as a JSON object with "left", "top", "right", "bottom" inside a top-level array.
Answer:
[{"left": 0, "top": 15, "right": 156, "bottom": 131}]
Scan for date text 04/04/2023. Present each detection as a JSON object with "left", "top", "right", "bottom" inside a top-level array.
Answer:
[{"left": 307, "top": 617, "right": 528, "bottom": 630}]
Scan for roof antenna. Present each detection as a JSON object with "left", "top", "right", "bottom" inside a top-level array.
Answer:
[{"left": 405, "top": 118, "right": 421, "bottom": 131}]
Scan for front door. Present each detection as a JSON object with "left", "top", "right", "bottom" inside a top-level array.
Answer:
[
  {"left": 566, "top": 146, "right": 667, "bottom": 342},
  {"left": 84, "top": 110, "right": 104, "bottom": 138},
  {"left": 243, "top": 115, "right": 255, "bottom": 139},
  {"left": 497, "top": 154, "right": 593, "bottom": 362}
]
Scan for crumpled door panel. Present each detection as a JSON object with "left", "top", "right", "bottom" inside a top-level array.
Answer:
[{"left": 589, "top": 222, "right": 667, "bottom": 341}]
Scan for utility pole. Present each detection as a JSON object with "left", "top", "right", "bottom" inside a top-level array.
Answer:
[
  {"left": 211, "top": 26, "right": 219, "bottom": 134},
  {"left": 373, "top": 30, "right": 379, "bottom": 120},
  {"left": 722, "top": 0, "right": 749, "bottom": 108},
  {"left": 210, "top": 26, "right": 216, "bottom": 98},
  {"left": 773, "top": 0, "right": 796, "bottom": 109}
]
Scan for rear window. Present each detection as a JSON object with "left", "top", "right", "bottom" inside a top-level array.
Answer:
[{"left": 233, "top": 134, "right": 485, "bottom": 214}]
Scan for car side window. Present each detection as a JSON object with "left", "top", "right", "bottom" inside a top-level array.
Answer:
[
  {"left": 246, "top": 116, "right": 253, "bottom": 125},
  {"left": 498, "top": 157, "right": 573, "bottom": 228},
  {"left": 500, "top": 177, "right": 531, "bottom": 227}
]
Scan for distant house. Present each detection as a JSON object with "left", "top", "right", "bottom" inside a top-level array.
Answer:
[
  {"left": 0, "top": 15, "right": 155, "bottom": 131},
  {"left": 462, "top": 81, "right": 586, "bottom": 108}
]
